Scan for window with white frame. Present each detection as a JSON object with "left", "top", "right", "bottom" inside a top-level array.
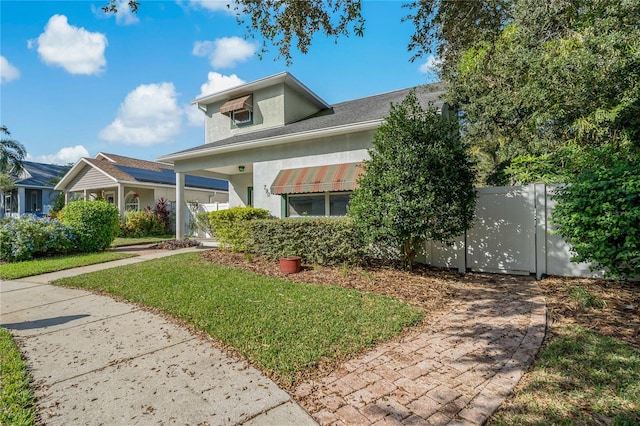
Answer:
[
  {"left": 125, "top": 192, "right": 140, "bottom": 211},
  {"left": 287, "top": 192, "right": 353, "bottom": 217},
  {"left": 231, "top": 109, "right": 252, "bottom": 126}
]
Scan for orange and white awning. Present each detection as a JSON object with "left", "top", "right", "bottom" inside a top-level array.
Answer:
[
  {"left": 220, "top": 95, "right": 252, "bottom": 116},
  {"left": 270, "top": 162, "right": 364, "bottom": 195}
]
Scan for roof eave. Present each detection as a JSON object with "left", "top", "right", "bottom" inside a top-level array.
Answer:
[
  {"left": 157, "top": 119, "right": 382, "bottom": 164},
  {"left": 191, "top": 72, "right": 330, "bottom": 110}
]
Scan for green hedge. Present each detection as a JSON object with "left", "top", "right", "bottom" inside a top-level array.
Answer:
[
  {"left": 59, "top": 200, "right": 120, "bottom": 252},
  {"left": 209, "top": 207, "right": 271, "bottom": 252},
  {"left": 250, "top": 217, "right": 366, "bottom": 265}
]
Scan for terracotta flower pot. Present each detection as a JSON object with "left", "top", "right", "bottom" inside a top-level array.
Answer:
[{"left": 279, "top": 256, "right": 302, "bottom": 274}]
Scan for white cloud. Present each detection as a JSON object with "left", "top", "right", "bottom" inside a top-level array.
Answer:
[
  {"left": 197, "top": 71, "right": 245, "bottom": 97},
  {"left": 99, "top": 82, "right": 183, "bottom": 146},
  {"left": 31, "top": 14, "right": 107, "bottom": 75},
  {"left": 184, "top": 104, "right": 204, "bottom": 127},
  {"left": 187, "top": 0, "right": 235, "bottom": 14},
  {"left": 0, "top": 56, "right": 20, "bottom": 84},
  {"left": 91, "top": 1, "right": 139, "bottom": 25},
  {"left": 193, "top": 36, "right": 255, "bottom": 68},
  {"left": 113, "top": 0, "right": 140, "bottom": 25},
  {"left": 419, "top": 55, "right": 443, "bottom": 76},
  {"left": 27, "top": 145, "right": 89, "bottom": 165}
]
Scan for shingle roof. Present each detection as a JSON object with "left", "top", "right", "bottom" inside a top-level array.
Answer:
[
  {"left": 165, "top": 84, "right": 446, "bottom": 158},
  {"left": 16, "top": 161, "right": 70, "bottom": 188},
  {"left": 84, "top": 153, "right": 228, "bottom": 191}
]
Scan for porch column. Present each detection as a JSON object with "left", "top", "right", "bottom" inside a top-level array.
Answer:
[
  {"left": 117, "top": 184, "right": 125, "bottom": 215},
  {"left": 176, "top": 172, "right": 185, "bottom": 239}
]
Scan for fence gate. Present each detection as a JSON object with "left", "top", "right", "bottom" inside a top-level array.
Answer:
[{"left": 465, "top": 186, "right": 537, "bottom": 275}]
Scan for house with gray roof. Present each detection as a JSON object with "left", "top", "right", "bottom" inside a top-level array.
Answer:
[
  {"left": 1, "top": 161, "right": 70, "bottom": 218},
  {"left": 54, "top": 152, "right": 228, "bottom": 215},
  {"left": 157, "top": 72, "right": 447, "bottom": 238}
]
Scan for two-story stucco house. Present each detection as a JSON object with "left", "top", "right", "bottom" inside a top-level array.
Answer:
[{"left": 158, "top": 72, "right": 446, "bottom": 238}]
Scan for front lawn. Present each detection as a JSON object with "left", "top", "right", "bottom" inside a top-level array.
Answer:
[
  {"left": 0, "top": 252, "right": 136, "bottom": 280},
  {"left": 53, "top": 252, "right": 423, "bottom": 386},
  {"left": 0, "top": 328, "right": 37, "bottom": 426}
]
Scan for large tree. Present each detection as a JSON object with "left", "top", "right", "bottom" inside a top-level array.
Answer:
[
  {"left": 0, "top": 126, "right": 26, "bottom": 175},
  {"left": 349, "top": 90, "right": 476, "bottom": 270},
  {"left": 446, "top": 0, "right": 640, "bottom": 184}
]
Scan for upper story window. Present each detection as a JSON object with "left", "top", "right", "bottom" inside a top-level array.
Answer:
[{"left": 220, "top": 94, "right": 253, "bottom": 126}]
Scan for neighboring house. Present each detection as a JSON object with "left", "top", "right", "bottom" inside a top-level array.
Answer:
[
  {"left": 157, "top": 72, "right": 448, "bottom": 238},
  {"left": 54, "top": 153, "right": 228, "bottom": 215},
  {"left": 1, "top": 161, "right": 70, "bottom": 218}
]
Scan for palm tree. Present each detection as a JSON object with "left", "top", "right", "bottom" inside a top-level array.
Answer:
[{"left": 0, "top": 125, "right": 27, "bottom": 175}]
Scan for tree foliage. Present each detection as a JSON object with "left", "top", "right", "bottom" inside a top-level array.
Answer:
[
  {"left": 349, "top": 90, "right": 476, "bottom": 270},
  {"left": 447, "top": 0, "right": 640, "bottom": 184},
  {"left": 106, "top": 0, "right": 511, "bottom": 66},
  {"left": 403, "top": 0, "right": 512, "bottom": 71},
  {"left": 552, "top": 152, "right": 640, "bottom": 279},
  {"left": 0, "top": 126, "right": 26, "bottom": 175}
]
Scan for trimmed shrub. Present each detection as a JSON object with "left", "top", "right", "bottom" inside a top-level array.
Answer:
[
  {"left": 209, "top": 207, "right": 271, "bottom": 252},
  {"left": 0, "top": 216, "right": 75, "bottom": 261},
  {"left": 122, "top": 210, "right": 166, "bottom": 237},
  {"left": 59, "top": 200, "right": 119, "bottom": 252},
  {"left": 250, "top": 217, "right": 366, "bottom": 265}
]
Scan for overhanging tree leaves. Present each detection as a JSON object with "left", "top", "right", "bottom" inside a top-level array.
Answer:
[
  {"left": 106, "top": 0, "right": 512, "bottom": 66},
  {"left": 447, "top": 0, "right": 640, "bottom": 184},
  {"left": 349, "top": 90, "right": 476, "bottom": 270},
  {"left": 552, "top": 153, "right": 640, "bottom": 279}
]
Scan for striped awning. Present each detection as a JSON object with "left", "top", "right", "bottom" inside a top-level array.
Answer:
[
  {"left": 220, "top": 94, "right": 252, "bottom": 116},
  {"left": 270, "top": 162, "right": 364, "bottom": 195}
]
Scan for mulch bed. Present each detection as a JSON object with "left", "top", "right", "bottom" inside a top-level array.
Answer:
[{"left": 538, "top": 276, "right": 640, "bottom": 350}]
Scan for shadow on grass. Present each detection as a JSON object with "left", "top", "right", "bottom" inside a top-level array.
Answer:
[{"left": 489, "top": 325, "right": 640, "bottom": 425}]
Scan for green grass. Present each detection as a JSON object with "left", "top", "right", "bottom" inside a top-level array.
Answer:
[
  {"left": 489, "top": 325, "right": 640, "bottom": 425},
  {"left": 0, "top": 252, "right": 136, "bottom": 280},
  {"left": 0, "top": 328, "right": 37, "bottom": 426},
  {"left": 53, "top": 252, "right": 423, "bottom": 386},
  {"left": 111, "top": 236, "right": 174, "bottom": 247}
]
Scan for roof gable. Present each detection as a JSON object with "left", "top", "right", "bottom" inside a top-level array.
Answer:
[
  {"left": 15, "top": 161, "right": 70, "bottom": 188},
  {"left": 56, "top": 152, "right": 228, "bottom": 191},
  {"left": 160, "top": 84, "right": 446, "bottom": 162}
]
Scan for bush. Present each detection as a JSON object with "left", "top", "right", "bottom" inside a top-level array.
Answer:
[
  {"left": 250, "top": 217, "right": 366, "bottom": 265},
  {"left": 59, "top": 200, "right": 119, "bottom": 252},
  {"left": 209, "top": 207, "right": 271, "bottom": 252},
  {"left": 122, "top": 210, "right": 166, "bottom": 237},
  {"left": 552, "top": 155, "right": 640, "bottom": 279},
  {"left": 0, "top": 216, "right": 75, "bottom": 261}
]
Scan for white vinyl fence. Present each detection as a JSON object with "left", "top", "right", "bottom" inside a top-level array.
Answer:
[
  {"left": 423, "top": 184, "right": 601, "bottom": 279},
  {"left": 186, "top": 202, "right": 229, "bottom": 238}
]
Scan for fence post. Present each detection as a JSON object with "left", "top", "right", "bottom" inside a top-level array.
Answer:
[
  {"left": 535, "top": 183, "right": 547, "bottom": 280},
  {"left": 457, "top": 234, "right": 466, "bottom": 273}
]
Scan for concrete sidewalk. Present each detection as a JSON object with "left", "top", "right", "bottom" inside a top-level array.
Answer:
[{"left": 1, "top": 248, "right": 317, "bottom": 425}]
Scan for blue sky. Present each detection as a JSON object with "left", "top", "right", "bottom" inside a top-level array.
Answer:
[{"left": 1, "top": 0, "right": 439, "bottom": 165}]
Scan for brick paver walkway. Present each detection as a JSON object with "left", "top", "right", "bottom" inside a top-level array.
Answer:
[{"left": 293, "top": 277, "right": 546, "bottom": 425}]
